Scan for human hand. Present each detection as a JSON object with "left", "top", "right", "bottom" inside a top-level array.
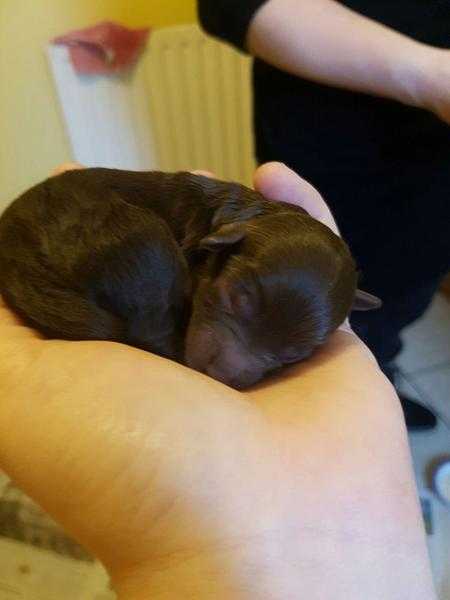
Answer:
[
  {"left": 50, "top": 161, "right": 85, "bottom": 176},
  {"left": 0, "top": 163, "right": 434, "bottom": 599}
]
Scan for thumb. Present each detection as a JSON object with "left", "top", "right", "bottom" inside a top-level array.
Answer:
[{"left": 253, "top": 162, "right": 340, "bottom": 236}]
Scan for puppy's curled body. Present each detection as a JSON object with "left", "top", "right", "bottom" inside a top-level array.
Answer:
[{"left": 0, "top": 168, "right": 376, "bottom": 387}]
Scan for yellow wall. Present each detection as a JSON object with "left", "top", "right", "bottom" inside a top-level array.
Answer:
[
  {"left": 0, "top": 1, "right": 197, "bottom": 208},
  {"left": 115, "top": 1, "right": 197, "bottom": 28}
]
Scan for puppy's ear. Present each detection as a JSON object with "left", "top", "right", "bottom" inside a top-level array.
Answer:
[
  {"left": 352, "top": 289, "right": 382, "bottom": 311},
  {"left": 198, "top": 192, "right": 263, "bottom": 252},
  {"left": 199, "top": 222, "right": 246, "bottom": 251}
]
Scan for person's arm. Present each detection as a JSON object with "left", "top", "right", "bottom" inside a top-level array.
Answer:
[
  {"left": 198, "top": 0, "right": 450, "bottom": 123},
  {"left": 0, "top": 163, "right": 437, "bottom": 599}
]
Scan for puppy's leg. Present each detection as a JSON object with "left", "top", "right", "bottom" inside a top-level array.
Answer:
[{"left": 85, "top": 207, "right": 190, "bottom": 359}]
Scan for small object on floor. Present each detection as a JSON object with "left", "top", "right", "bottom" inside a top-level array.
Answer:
[
  {"left": 399, "top": 395, "right": 437, "bottom": 431},
  {"left": 420, "top": 495, "right": 434, "bottom": 535},
  {"left": 433, "top": 460, "right": 450, "bottom": 507}
]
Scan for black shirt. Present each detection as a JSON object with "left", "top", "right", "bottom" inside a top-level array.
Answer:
[{"left": 198, "top": 0, "right": 450, "bottom": 175}]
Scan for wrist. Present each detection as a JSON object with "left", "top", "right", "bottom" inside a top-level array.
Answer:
[
  {"left": 394, "top": 43, "right": 446, "bottom": 114},
  {"left": 111, "top": 545, "right": 298, "bottom": 600},
  {"left": 412, "top": 47, "right": 450, "bottom": 123},
  {"left": 386, "top": 40, "right": 430, "bottom": 108}
]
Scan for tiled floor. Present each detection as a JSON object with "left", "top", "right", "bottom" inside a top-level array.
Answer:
[
  {"left": 0, "top": 535, "right": 112, "bottom": 600},
  {"left": 0, "top": 294, "right": 448, "bottom": 599},
  {"left": 397, "top": 293, "right": 450, "bottom": 426},
  {"left": 398, "top": 293, "right": 450, "bottom": 599},
  {"left": 0, "top": 472, "right": 113, "bottom": 599}
]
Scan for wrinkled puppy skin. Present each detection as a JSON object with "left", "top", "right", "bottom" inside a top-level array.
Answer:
[{"left": 0, "top": 168, "right": 379, "bottom": 387}]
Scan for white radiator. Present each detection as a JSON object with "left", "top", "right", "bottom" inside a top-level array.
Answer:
[
  {"left": 47, "top": 24, "right": 255, "bottom": 186},
  {"left": 145, "top": 25, "right": 255, "bottom": 185}
]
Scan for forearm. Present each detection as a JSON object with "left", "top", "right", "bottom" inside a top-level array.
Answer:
[
  {"left": 116, "top": 335, "right": 437, "bottom": 600},
  {"left": 242, "top": 332, "right": 437, "bottom": 600},
  {"left": 0, "top": 309, "right": 436, "bottom": 599},
  {"left": 247, "top": 0, "right": 432, "bottom": 107},
  {"left": 116, "top": 528, "right": 436, "bottom": 600}
]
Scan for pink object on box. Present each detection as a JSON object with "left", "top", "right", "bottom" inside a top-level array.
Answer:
[{"left": 52, "top": 21, "right": 150, "bottom": 75}]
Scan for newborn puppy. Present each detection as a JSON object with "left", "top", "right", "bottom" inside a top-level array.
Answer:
[
  {"left": 0, "top": 172, "right": 190, "bottom": 359},
  {"left": 0, "top": 168, "right": 379, "bottom": 388},
  {"left": 82, "top": 168, "right": 378, "bottom": 388}
]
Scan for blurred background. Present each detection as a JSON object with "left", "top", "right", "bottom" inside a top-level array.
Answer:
[{"left": 0, "top": 0, "right": 255, "bottom": 212}]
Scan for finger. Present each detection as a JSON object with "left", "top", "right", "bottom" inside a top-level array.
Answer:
[
  {"left": 191, "top": 169, "right": 215, "bottom": 178},
  {"left": 0, "top": 297, "right": 22, "bottom": 326},
  {"left": 338, "top": 318, "right": 355, "bottom": 334},
  {"left": 51, "top": 162, "right": 85, "bottom": 177},
  {"left": 0, "top": 297, "right": 42, "bottom": 339},
  {"left": 253, "top": 162, "right": 340, "bottom": 236}
]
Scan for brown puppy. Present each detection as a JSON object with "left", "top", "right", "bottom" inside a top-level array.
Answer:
[{"left": 0, "top": 168, "right": 379, "bottom": 387}]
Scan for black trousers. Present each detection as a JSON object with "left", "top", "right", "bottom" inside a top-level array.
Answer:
[{"left": 257, "top": 156, "right": 450, "bottom": 372}]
